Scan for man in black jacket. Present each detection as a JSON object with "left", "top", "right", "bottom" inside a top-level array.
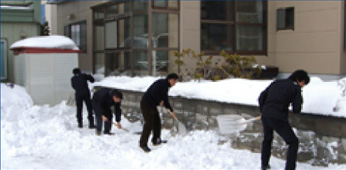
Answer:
[
  {"left": 71, "top": 68, "right": 95, "bottom": 128},
  {"left": 139, "top": 73, "right": 179, "bottom": 152},
  {"left": 92, "top": 88, "right": 123, "bottom": 135},
  {"left": 258, "top": 70, "right": 310, "bottom": 170}
]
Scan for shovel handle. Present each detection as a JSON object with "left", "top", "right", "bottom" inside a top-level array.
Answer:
[
  {"left": 242, "top": 115, "right": 261, "bottom": 124},
  {"left": 111, "top": 122, "right": 129, "bottom": 132},
  {"left": 167, "top": 109, "right": 178, "bottom": 121}
]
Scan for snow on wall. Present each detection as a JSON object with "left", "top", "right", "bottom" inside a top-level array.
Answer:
[{"left": 91, "top": 76, "right": 346, "bottom": 118}]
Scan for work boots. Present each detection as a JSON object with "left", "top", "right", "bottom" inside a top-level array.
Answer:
[
  {"left": 89, "top": 120, "right": 96, "bottom": 129},
  {"left": 262, "top": 164, "right": 271, "bottom": 170},
  {"left": 140, "top": 146, "right": 151, "bottom": 153},
  {"left": 152, "top": 138, "right": 167, "bottom": 146}
]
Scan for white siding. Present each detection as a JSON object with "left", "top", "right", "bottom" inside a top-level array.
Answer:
[
  {"left": 14, "top": 52, "right": 78, "bottom": 106},
  {"left": 14, "top": 53, "right": 27, "bottom": 87}
]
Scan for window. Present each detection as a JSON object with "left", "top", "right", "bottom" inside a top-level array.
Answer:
[
  {"left": 277, "top": 7, "right": 294, "bottom": 30},
  {"left": 105, "top": 21, "right": 117, "bottom": 49},
  {"left": 152, "top": 12, "right": 178, "bottom": 75},
  {"left": 201, "top": 24, "right": 234, "bottom": 51},
  {"left": 106, "top": 51, "right": 131, "bottom": 76},
  {"left": 94, "top": 53, "right": 105, "bottom": 74},
  {"left": 106, "top": 5, "right": 118, "bottom": 17},
  {"left": 153, "top": 0, "right": 178, "bottom": 9},
  {"left": 118, "top": 18, "right": 131, "bottom": 48},
  {"left": 152, "top": 13, "right": 178, "bottom": 48},
  {"left": 94, "top": 8, "right": 104, "bottom": 20},
  {"left": 201, "top": 1, "right": 267, "bottom": 54},
  {"left": 94, "top": 23, "right": 104, "bottom": 51},
  {"left": 64, "top": 21, "right": 87, "bottom": 52},
  {"left": 134, "top": 1, "right": 148, "bottom": 11},
  {"left": 92, "top": 1, "right": 179, "bottom": 76},
  {"left": 1, "top": 39, "right": 7, "bottom": 80},
  {"left": 133, "top": 14, "right": 148, "bottom": 48}
]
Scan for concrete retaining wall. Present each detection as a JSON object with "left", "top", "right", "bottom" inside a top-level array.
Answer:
[{"left": 113, "top": 88, "right": 346, "bottom": 166}]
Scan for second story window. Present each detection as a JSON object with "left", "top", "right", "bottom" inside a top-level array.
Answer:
[
  {"left": 64, "top": 21, "right": 87, "bottom": 52},
  {"left": 201, "top": 1, "right": 267, "bottom": 54},
  {"left": 277, "top": 7, "right": 294, "bottom": 30},
  {"left": 153, "top": 0, "right": 178, "bottom": 9}
]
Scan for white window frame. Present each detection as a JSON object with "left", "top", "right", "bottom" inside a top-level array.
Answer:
[{"left": 1, "top": 39, "right": 7, "bottom": 80}]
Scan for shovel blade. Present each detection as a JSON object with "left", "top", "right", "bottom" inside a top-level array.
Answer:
[
  {"left": 176, "top": 121, "right": 187, "bottom": 135},
  {"left": 216, "top": 114, "right": 259, "bottom": 134}
]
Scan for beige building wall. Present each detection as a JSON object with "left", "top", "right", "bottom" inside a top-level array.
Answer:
[
  {"left": 56, "top": 1, "right": 104, "bottom": 72},
  {"left": 43, "top": 1, "right": 58, "bottom": 34},
  {"left": 338, "top": 1, "right": 346, "bottom": 74},
  {"left": 53, "top": 1, "right": 346, "bottom": 76},
  {"left": 267, "top": 1, "right": 344, "bottom": 75},
  {"left": 177, "top": 1, "right": 200, "bottom": 74}
]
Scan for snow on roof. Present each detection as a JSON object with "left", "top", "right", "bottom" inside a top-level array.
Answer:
[
  {"left": 10, "top": 35, "right": 79, "bottom": 50},
  {"left": 0, "top": 5, "right": 33, "bottom": 10}
]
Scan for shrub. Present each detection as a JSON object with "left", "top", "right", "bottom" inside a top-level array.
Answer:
[
  {"left": 219, "top": 50, "right": 261, "bottom": 79},
  {"left": 172, "top": 49, "right": 261, "bottom": 81}
]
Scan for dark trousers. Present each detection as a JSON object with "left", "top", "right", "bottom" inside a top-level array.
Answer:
[
  {"left": 261, "top": 117, "right": 299, "bottom": 170},
  {"left": 93, "top": 101, "right": 112, "bottom": 133},
  {"left": 75, "top": 93, "right": 94, "bottom": 126},
  {"left": 139, "top": 100, "right": 161, "bottom": 147}
]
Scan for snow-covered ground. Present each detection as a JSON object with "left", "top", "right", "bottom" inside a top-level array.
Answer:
[
  {"left": 91, "top": 76, "right": 346, "bottom": 118},
  {"left": 2, "top": 82, "right": 346, "bottom": 169}
]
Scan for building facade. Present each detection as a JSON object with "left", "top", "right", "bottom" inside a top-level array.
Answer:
[
  {"left": 50, "top": 1, "right": 346, "bottom": 79},
  {"left": 42, "top": 0, "right": 58, "bottom": 34},
  {"left": 1, "top": 0, "right": 42, "bottom": 82}
]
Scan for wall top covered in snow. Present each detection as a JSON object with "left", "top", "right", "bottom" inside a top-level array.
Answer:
[
  {"left": 91, "top": 76, "right": 346, "bottom": 118},
  {"left": 10, "top": 35, "right": 80, "bottom": 54}
]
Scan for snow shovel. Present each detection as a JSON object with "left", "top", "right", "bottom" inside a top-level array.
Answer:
[
  {"left": 167, "top": 109, "right": 187, "bottom": 135},
  {"left": 111, "top": 122, "right": 130, "bottom": 132},
  {"left": 111, "top": 122, "right": 142, "bottom": 135},
  {"left": 102, "top": 116, "right": 130, "bottom": 132},
  {"left": 216, "top": 114, "right": 261, "bottom": 134}
]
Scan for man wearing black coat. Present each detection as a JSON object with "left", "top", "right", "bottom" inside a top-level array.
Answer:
[
  {"left": 139, "top": 73, "right": 179, "bottom": 152},
  {"left": 92, "top": 88, "right": 123, "bottom": 135},
  {"left": 71, "top": 68, "right": 95, "bottom": 128},
  {"left": 258, "top": 70, "right": 310, "bottom": 170}
]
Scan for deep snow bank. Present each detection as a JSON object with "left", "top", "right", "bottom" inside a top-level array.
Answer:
[{"left": 2, "top": 83, "right": 346, "bottom": 169}]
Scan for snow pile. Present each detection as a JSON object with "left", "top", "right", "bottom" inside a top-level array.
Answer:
[
  {"left": 3, "top": 83, "right": 346, "bottom": 169},
  {"left": 1, "top": 83, "right": 33, "bottom": 108},
  {"left": 92, "top": 76, "right": 159, "bottom": 92},
  {"left": 333, "top": 77, "right": 346, "bottom": 113},
  {"left": 93, "top": 73, "right": 106, "bottom": 82},
  {"left": 1, "top": 83, "right": 33, "bottom": 121},
  {"left": 302, "top": 77, "right": 340, "bottom": 116},
  {"left": 10, "top": 35, "right": 79, "bottom": 50},
  {"left": 92, "top": 76, "right": 345, "bottom": 118}
]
